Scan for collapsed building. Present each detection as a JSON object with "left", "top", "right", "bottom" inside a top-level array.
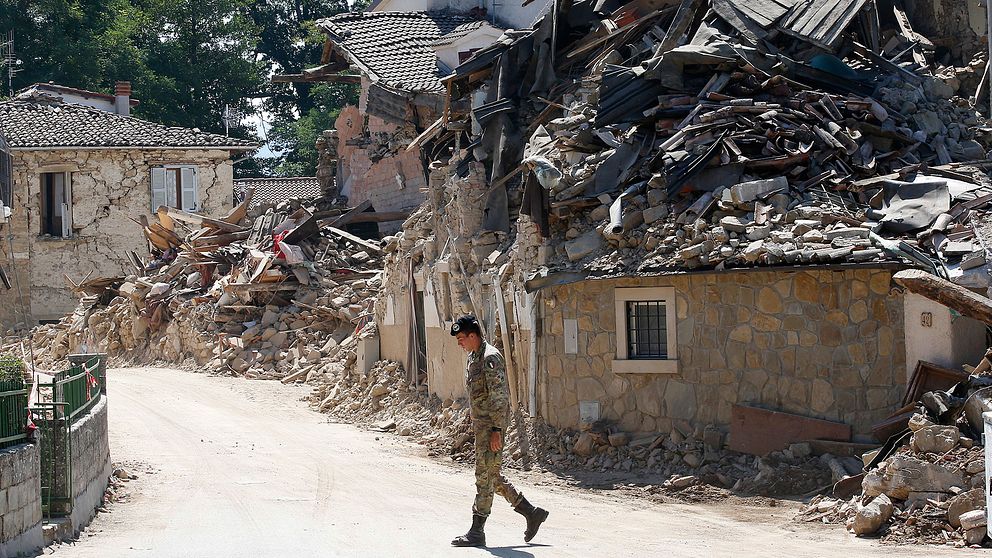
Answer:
[{"left": 367, "top": 0, "right": 992, "bottom": 454}]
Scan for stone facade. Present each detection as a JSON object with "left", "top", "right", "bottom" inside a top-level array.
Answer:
[
  {"left": 539, "top": 268, "right": 907, "bottom": 439},
  {"left": 0, "top": 148, "right": 234, "bottom": 325},
  {"left": 67, "top": 398, "right": 112, "bottom": 538},
  {"left": 0, "top": 442, "right": 43, "bottom": 556}
]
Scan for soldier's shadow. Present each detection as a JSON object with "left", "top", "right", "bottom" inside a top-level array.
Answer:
[{"left": 484, "top": 544, "right": 550, "bottom": 557}]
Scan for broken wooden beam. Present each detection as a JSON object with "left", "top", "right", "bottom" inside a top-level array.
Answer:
[
  {"left": 161, "top": 207, "right": 246, "bottom": 233},
  {"left": 192, "top": 231, "right": 251, "bottom": 247},
  {"left": 893, "top": 268, "right": 992, "bottom": 326},
  {"left": 327, "top": 227, "right": 382, "bottom": 254}
]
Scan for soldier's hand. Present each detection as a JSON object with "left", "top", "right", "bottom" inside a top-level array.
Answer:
[{"left": 489, "top": 431, "right": 503, "bottom": 452}]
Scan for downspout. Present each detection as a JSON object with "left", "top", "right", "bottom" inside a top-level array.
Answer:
[{"left": 527, "top": 290, "right": 540, "bottom": 415}]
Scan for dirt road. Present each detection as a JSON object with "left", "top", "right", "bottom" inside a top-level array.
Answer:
[{"left": 45, "top": 367, "right": 983, "bottom": 558}]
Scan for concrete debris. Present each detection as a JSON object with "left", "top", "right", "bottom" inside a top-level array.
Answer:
[
  {"left": 394, "top": 0, "right": 992, "bottom": 298},
  {"left": 799, "top": 365, "right": 992, "bottom": 546},
  {"left": 851, "top": 494, "right": 894, "bottom": 536},
  {"left": 5, "top": 195, "right": 384, "bottom": 382}
]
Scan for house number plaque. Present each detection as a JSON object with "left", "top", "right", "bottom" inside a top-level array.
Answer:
[{"left": 921, "top": 312, "right": 933, "bottom": 327}]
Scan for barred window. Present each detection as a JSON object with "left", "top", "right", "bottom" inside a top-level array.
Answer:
[
  {"left": 626, "top": 301, "right": 668, "bottom": 359},
  {"left": 613, "top": 287, "right": 678, "bottom": 374}
]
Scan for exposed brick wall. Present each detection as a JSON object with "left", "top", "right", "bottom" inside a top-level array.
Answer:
[{"left": 335, "top": 105, "right": 429, "bottom": 233}]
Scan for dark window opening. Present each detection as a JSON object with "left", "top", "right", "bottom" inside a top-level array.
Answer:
[
  {"left": 40, "top": 172, "right": 71, "bottom": 237},
  {"left": 414, "top": 290, "right": 428, "bottom": 376},
  {"left": 458, "top": 48, "right": 480, "bottom": 63},
  {"left": 626, "top": 300, "right": 667, "bottom": 359}
]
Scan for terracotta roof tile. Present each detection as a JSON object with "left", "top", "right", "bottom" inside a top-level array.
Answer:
[
  {"left": 317, "top": 11, "right": 495, "bottom": 93},
  {"left": 235, "top": 177, "right": 322, "bottom": 207},
  {"left": 0, "top": 95, "right": 256, "bottom": 150}
]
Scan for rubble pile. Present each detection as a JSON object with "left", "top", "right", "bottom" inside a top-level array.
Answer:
[
  {"left": 7, "top": 192, "right": 384, "bottom": 379},
  {"left": 312, "top": 357, "right": 836, "bottom": 497},
  {"left": 798, "top": 373, "right": 992, "bottom": 546},
  {"left": 400, "top": 0, "right": 992, "bottom": 294}
]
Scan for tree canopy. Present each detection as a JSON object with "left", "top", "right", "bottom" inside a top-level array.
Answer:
[{"left": 0, "top": 0, "right": 360, "bottom": 176}]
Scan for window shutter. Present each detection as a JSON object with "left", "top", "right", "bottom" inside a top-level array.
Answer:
[
  {"left": 61, "top": 173, "right": 72, "bottom": 238},
  {"left": 181, "top": 167, "right": 197, "bottom": 211},
  {"left": 150, "top": 168, "right": 167, "bottom": 211}
]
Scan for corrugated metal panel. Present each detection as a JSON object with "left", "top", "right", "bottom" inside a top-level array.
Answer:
[{"left": 777, "top": 0, "right": 867, "bottom": 50}]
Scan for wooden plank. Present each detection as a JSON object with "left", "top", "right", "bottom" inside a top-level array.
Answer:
[
  {"left": 729, "top": 405, "right": 852, "bottom": 456},
  {"left": 327, "top": 227, "right": 382, "bottom": 254},
  {"left": 658, "top": 0, "right": 705, "bottom": 52},
  {"left": 223, "top": 187, "right": 254, "bottom": 225},
  {"left": 493, "top": 282, "right": 520, "bottom": 410},
  {"left": 901, "top": 360, "right": 969, "bottom": 407},
  {"left": 192, "top": 231, "right": 250, "bottom": 247},
  {"left": 893, "top": 268, "right": 992, "bottom": 326},
  {"left": 161, "top": 207, "right": 245, "bottom": 233},
  {"left": 223, "top": 282, "right": 299, "bottom": 293},
  {"left": 324, "top": 200, "right": 373, "bottom": 228}
]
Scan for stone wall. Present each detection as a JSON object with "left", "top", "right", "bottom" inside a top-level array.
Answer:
[
  {"left": 67, "top": 398, "right": 111, "bottom": 538},
  {"left": 0, "top": 443, "right": 43, "bottom": 557},
  {"left": 539, "top": 268, "right": 908, "bottom": 439},
  {"left": 0, "top": 148, "right": 234, "bottom": 325}
]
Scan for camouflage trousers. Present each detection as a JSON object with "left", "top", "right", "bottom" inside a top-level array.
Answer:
[{"left": 472, "top": 426, "right": 523, "bottom": 517}]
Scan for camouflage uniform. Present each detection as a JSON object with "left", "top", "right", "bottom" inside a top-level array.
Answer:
[{"left": 466, "top": 340, "right": 522, "bottom": 517}]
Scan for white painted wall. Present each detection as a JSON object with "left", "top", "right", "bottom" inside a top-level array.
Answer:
[
  {"left": 371, "top": 0, "right": 548, "bottom": 30},
  {"left": 435, "top": 27, "right": 505, "bottom": 69},
  {"left": 904, "top": 292, "right": 988, "bottom": 381}
]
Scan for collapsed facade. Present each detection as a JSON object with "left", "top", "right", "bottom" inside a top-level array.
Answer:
[
  {"left": 0, "top": 87, "right": 255, "bottom": 325},
  {"left": 283, "top": 8, "right": 526, "bottom": 234},
  {"left": 368, "top": 0, "right": 992, "bottom": 445}
]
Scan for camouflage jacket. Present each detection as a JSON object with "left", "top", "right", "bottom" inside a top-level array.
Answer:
[{"left": 466, "top": 341, "right": 510, "bottom": 430}]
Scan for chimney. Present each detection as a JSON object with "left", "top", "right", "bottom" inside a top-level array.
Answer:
[{"left": 114, "top": 81, "right": 131, "bottom": 116}]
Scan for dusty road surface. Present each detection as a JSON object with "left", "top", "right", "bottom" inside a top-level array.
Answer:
[{"left": 44, "top": 367, "right": 984, "bottom": 558}]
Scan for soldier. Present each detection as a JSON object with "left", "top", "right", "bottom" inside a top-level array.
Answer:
[{"left": 449, "top": 315, "right": 549, "bottom": 548}]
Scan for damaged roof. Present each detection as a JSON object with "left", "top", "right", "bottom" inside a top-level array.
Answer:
[
  {"left": 0, "top": 95, "right": 256, "bottom": 150},
  {"left": 235, "top": 177, "right": 322, "bottom": 207},
  {"left": 316, "top": 11, "right": 496, "bottom": 93},
  {"left": 429, "top": 0, "right": 992, "bottom": 286}
]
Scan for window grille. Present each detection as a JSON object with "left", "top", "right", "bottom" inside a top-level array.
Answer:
[{"left": 625, "top": 300, "right": 667, "bottom": 359}]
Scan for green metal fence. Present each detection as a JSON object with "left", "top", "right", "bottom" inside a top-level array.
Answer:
[
  {"left": 32, "top": 354, "right": 107, "bottom": 518},
  {"left": 52, "top": 356, "right": 104, "bottom": 423},
  {"left": 0, "top": 376, "right": 28, "bottom": 449}
]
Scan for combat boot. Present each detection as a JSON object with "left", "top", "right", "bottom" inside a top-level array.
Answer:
[
  {"left": 451, "top": 514, "right": 487, "bottom": 547},
  {"left": 513, "top": 496, "right": 549, "bottom": 542}
]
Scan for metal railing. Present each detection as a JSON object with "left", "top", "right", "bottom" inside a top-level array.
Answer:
[
  {"left": 51, "top": 356, "right": 104, "bottom": 423},
  {"left": 31, "top": 354, "right": 107, "bottom": 518},
  {"left": 0, "top": 375, "right": 28, "bottom": 449}
]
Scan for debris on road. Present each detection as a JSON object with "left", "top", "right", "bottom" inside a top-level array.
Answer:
[{"left": 7, "top": 193, "right": 384, "bottom": 382}]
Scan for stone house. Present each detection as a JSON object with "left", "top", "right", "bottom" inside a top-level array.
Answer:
[
  {"left": 376, "top": 164, "right": 989, "bottom": 442},
  {"left": 369, "top": 0, "right": 992, "bottom": 446},
  {"left": 0, "top": 90, "right": 255, "bottom": 325}
]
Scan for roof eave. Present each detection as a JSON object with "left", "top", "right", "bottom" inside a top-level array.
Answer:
[{"left": 9, "top": 144, "right": 258, "bottom": 152}]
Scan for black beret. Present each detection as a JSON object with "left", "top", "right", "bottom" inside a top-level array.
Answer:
[{"left": 450, "top": 315, "right": 481, "bottom": 336}]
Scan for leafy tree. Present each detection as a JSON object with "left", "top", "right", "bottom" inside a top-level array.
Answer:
[
  {"left": 266, "top": 82, "right": 358, "bottom": 176},
  {"left": 0, "top": 0, "right": 366, "bottom": 174}
]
